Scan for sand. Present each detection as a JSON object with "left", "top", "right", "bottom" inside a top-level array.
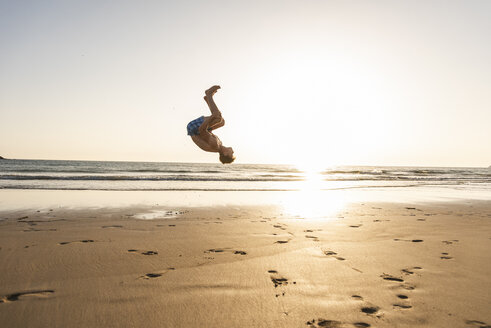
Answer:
[{"left": 0, "top": 201, "right": 490, "bottom": 327}]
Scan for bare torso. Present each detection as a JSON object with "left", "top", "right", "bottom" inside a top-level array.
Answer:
[{"left": 191, "top": 133, "right": 222, "bottom": 153}]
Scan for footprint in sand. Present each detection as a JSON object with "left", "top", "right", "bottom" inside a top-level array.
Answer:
[
  {"left": 268, "top": 270, "right": 292, "bottom": 288},
  {"left": 349, "top": 224, "right": 362, "bottom": 228},
  {"left": 386, "top": 268, "right": 422, "bottom": 309},
  {"left": 393, "top": 239, "right": 424, "bottom": 243},
  {"left": 128, "top": 249, "right": 158, "bottom": 255},
  {"left": 361, "top": 306, "right": 380, "bottom": 315},
  {"left": 400, "top": 283, "right": 416, "bottom": 290},
  {"left": 381, "top": 274, "right": 404, "bottom": 282},
  {"left": 306, "top": 318, "right": 342, "bottom": 327},
  {"left": 273, "top": 224, "right": 288, "bottom": 231},
  {"left": 352, "top": 295, "right": 364, "bottom": 301},
  {"left": 203, "top": 248, "right": 247, "bottom": 255},
  {"left": 205, "top": 248, "right": 225, "bottom": 253},
  {"left": 442, "top": 240, "right": 459, "bottom": 245},
  {"left": 24, "top": 244, "right": 38, "bottom": 248},
  {"left": 59, "top": 239, "right": 94, "bottom": 245},
  {"left": 142, "top": 251, "right": 158, "bottom": 255},
  {"left": 465, "top": 320, "right": 491, "bottom": 328},
  {"left": 141, "top": 273, "right": 162, "bottom": 279},
  {"left": 0, "top": 290, "right": 54, "bottom": 303},
  {"left": 275, "top": 240, "right": 290, "bottom": 244},
  {"left": 305, "top": 235, "right": 319, "bottom": 241},
  {"left": 440, "top": 253, "right": 453, "bottom": 260},
  {"left": 401, "top": 266, "right": 422, "bottom": 275},
  {"left": 271, "top": 276, "right": 288, "bottom": 288},
  {"left": 393, "top": 295, "right": 412, "bottom": 309},
  {"left": 324, "top": 250, "right": 346, "bottom": 261},
  {"left": 387, "top": 281, "right": 416, "bottom": 291},
  {"left": 23, "top": 228, "right": 57, "bottom": 232},
  {"left": 306, "top": 319, "right": 371, "bottom": 327}
]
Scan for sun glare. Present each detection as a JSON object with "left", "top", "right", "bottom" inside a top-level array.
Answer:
[
  {"left": 279, "top": 164, "right": 347, "bottom": 219},
  {"left": 299, "top": 164, "right": 325, "bottom": 191}
]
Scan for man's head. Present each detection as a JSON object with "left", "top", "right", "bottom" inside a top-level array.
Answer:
[{"left": 219, "top": 147, "right": 235, "bottom": 164}]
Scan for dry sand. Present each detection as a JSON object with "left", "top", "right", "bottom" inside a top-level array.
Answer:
[{"left": 0, "top": 201, "right": 490, "bottom": 327}]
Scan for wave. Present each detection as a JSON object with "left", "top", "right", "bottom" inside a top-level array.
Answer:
[
  {"left": 0, "top": 168, "right": 228, "bottom": 174},
  {"left": 323, "top": 168, "right": 489, "bottom": 176},
  {"left": 0, "top": 174, "right": 304, "bottom": 182},
  {"left": 0, "top": 184, "right": 426, "bottom": 191},
  {"left": 1, "top": 174, "right": 489, "bottom": 183}
]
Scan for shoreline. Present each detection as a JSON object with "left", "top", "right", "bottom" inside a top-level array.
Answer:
[{"left": 1, "top": 185, "right": 491, "bottom": 213}]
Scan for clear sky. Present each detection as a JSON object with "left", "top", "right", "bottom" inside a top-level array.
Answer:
[{"left": 1, "top": 0, "right": 490, "bottom": 167}]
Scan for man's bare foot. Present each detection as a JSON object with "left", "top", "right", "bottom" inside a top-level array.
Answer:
[{"left": 205, "top": 85, "right": 220, "bottom": 97}]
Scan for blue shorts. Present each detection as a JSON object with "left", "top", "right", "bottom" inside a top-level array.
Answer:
[{"left": 187, "top": 116, "right": 205, "bottom": 136}]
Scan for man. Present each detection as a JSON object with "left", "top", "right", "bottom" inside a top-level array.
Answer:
[{"left": 186, "top": 85, "right": 235, "bottom": 164}]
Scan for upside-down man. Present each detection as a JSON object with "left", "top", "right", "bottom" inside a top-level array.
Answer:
[{"left": 186, "top": 85, "right": 235, "bottom": 164}]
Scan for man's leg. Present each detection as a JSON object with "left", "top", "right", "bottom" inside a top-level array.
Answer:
[
  {"left": 204, "top": 85, "right": 223, "bottom": 117},
  {"left": 208, "top": 117, "right": 225, "bottom": 131},
  {"left": 198, "top": 85, "right": 224, "bottom": 133},
  {"left": 203, "top": 95, "right": 224, "bottom": 131}
]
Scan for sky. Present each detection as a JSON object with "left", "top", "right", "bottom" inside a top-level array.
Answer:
[{"left": 1, "top": 0, "right": 490, "bottom": 167}]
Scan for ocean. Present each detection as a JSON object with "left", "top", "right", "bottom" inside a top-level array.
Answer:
[{"left": 1, "top": 159, "right": 490, "bottom": 193}]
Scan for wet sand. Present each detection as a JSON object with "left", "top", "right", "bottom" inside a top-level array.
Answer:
[{"left": 0, "top": 201, "right": 490, "bottom": 327}]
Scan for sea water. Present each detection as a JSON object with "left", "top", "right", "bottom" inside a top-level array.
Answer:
[{"left": 1, "top": 159, "right": 490, "bottom": 193}]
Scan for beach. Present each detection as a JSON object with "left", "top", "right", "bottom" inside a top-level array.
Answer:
[
  {"left": 1, "top": 192, "right": 490, "bottom": 327},
  {"left": 3, "top": 0, "right": 491, "bottom": 326}
]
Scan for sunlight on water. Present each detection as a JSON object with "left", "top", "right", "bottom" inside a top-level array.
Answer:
[{"left": 281, "top": 166, "right": 348, "bottom": 219}]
